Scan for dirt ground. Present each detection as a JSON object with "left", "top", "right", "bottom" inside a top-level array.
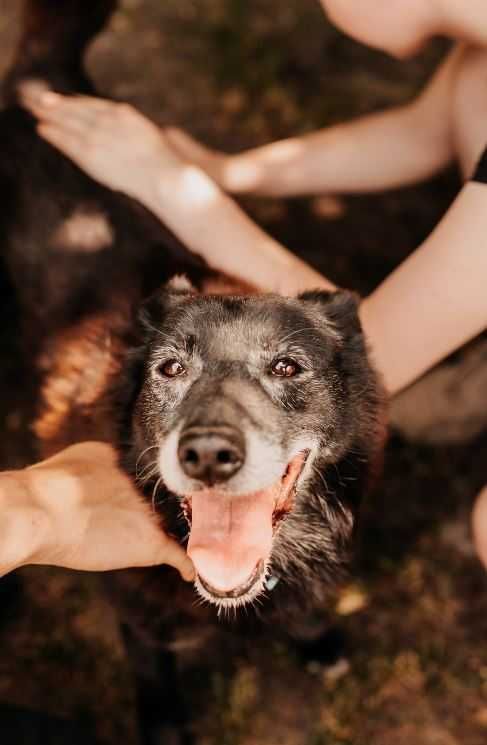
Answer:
[{"left": 0, "top": 1, "right": 486, "bottom": 744}]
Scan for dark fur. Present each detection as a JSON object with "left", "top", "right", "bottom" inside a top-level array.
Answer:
[
  {"left": 1, "top": 2, "right": 385, "bottom": 740},
  {"left": 117, "top": 285, "right": 383, "bottom": 614}
]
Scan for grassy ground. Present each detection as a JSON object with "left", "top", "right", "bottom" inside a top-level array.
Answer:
[{"left": 0, "top": 1, "right": 486, "bottom": 744}]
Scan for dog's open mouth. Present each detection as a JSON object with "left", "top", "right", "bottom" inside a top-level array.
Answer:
[{"left": 182, "top": 451, "right": 309, "bottom": 608}]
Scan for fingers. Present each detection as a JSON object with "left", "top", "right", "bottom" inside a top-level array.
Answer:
[
  {"left": 35, "top": 102, "right": 96, "bottom": 135},
  {"left": 154, "top": 535, "right": 196, "bottom": 582},
  {"left": 22, "top": 88, "right": 111, "bottom": 117},
  {"left": 20, "top": 89, "right": 103, "bottom": 163},
  {"left": 21, "top": 88, "right": 113, "bottom": 134},
  {"left": 36, "top": 122, "right": 88, "bottom": 165},
  {"left": 138, "top": 503, "right": 195, "bottom": 581}
]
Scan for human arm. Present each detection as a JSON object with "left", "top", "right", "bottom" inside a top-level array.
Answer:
[
  {"left": 19, "top": 44, "right": 460, "bottom": 292},
  {"left": 0, "top": 442, "right": 194, "bottom": 579},
  {"left": 168, "top": 44, "right": 487, "bottom": 395},
  {"left": 143, "top": 133, "right": 487, "bottom": 395},
  {"left": 21, "top": 88, "right": 335, "bottom": 293},
  {"left": 166, "top": 43, "right": 486, "bottom": 394},
  {"left": 360, "top": 45, "right": 487, "bottom": 395},
  {"left": 360, "top": 181, "right": 487, "bottom": 395},
  {"left": 20, "top": 68, "right": 487, "bottom": 395},
  {"left": 165, "top": 47, "right": 461, "bottom": 197}
]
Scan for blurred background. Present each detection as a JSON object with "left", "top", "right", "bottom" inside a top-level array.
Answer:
[{"left": 0, "top": 1, "right": 486, "bottom": 743}]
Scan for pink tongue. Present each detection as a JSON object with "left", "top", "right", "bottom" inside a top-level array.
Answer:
[{"left": 187, "top": 485, "right": 279, "bottom": 594}]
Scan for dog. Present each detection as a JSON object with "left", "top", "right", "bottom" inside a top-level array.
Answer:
[
  {"left": 118, "top": 276, "right": 384, "bottom": 612},
  {"left": 1, "top": 0, "right": 385, "bottom": 739}
]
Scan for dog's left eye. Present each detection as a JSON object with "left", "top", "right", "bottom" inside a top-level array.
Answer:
[
  {"left": 159, "top": 359, "right": 186, "bottom": 378},
  {"left": 271, "top": 358, "right": 301, "bottom": 377}
]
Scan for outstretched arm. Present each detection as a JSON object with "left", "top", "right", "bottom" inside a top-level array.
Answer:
[
  {"left": 166, "top": 47, "right": 461, "bottom": 197},
  {"left": 21, "top": 75, "right": 487, "bottom": 395},
  {"left": 21, "top": 87, "right": 335, "bottom": 293}
]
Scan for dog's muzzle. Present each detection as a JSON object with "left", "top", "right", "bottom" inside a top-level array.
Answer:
[{"left": 182, "top": 451, "right": 309, "bottom": 608}]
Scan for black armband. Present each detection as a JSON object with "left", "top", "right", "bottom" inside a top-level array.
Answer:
[{"left": 471, "top": 146, "right": 487, "bottom": 184}]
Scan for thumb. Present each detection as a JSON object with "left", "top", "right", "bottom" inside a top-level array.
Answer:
[{"left": 153, "top": 534, "right": 195, "bottom": 582}]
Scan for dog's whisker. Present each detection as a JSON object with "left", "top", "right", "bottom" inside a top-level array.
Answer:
[
  {"left": 151, "top": 477, "right": 163, "bottom": 513},
  {"left": 135, "top": 462, "right": 160, "bottom": 487},
  {"left": 135, "top": 444, "right": 159, "bottom": 473},
  {"left": 135, "top": 459, "right": 158, "bottom": 482}
]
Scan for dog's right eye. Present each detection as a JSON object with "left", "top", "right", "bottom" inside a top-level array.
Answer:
[
  {"left": 270, "top": 357, "right": 301, "bottom": 377},
  {"left": 159, "top": 359, "right": 186, "bottom": 378}
]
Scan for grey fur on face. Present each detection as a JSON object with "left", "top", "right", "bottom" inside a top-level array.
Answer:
[{"left": 120, "top": 282, "right": 384, "bottom": 612}]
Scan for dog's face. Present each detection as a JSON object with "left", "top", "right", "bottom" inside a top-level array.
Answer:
[{"left": 122, "top": 279, "right": 380, "bottom": 612}]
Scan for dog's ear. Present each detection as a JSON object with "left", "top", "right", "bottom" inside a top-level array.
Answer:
[
  {"left": 139, "top": 275, "right": 196, "bottom": 333},
  {"left": 298, "top": 289, "right": 362, "bottom": 341}
]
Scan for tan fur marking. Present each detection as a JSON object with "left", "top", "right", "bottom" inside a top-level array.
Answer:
[{"left": 34, "top": 310, "right": 130, "bottom": 456}]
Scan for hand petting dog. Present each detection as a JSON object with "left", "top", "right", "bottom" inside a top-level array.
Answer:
[
  {"left": 21, "top": 86, "right": 184, "bottom": 200},
  {"left": 0, "top": 442, "right": 195, "bottom": 581}
]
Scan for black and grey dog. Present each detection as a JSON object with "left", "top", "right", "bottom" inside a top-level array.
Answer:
[
  {"left": 1, "top": 0, "right": 385, "bottom": 739},
  {"left": 120, "top": 276, "right": 384, "bottom": 612}
]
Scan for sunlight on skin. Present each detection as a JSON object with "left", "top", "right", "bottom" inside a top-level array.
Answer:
[
  {"left": 27, "top": 466, "right": 84, "bottom": 515},
  {"left": 151, "top": 162, "right": 335, "bottom": 296},
  {"left": 24, "top": 465, "right": 87, "bottom": 565},
  {"left": 178, "top": 165, "right": 222, "bottom": 207}
]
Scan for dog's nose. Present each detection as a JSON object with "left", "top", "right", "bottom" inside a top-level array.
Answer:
[{"left": 178, "top": 428, "right": 245, "bottom": 484}]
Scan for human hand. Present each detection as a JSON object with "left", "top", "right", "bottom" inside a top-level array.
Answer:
[
  {"left": 0, "top": 442, "right": 195, "bottom": 580},
  {"left": 20, "top": 85, "right": 184, "bottom": 202},
  {"left": 164, "top": 126, "right": 227, "bottom": 184}
]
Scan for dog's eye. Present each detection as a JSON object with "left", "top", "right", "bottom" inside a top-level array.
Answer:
[
  {"left": 271, "top": 358, "right": 300, "bottom": 377},
  {"left": 159, "top": 359, "right": 186, "bottom": 378}
]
